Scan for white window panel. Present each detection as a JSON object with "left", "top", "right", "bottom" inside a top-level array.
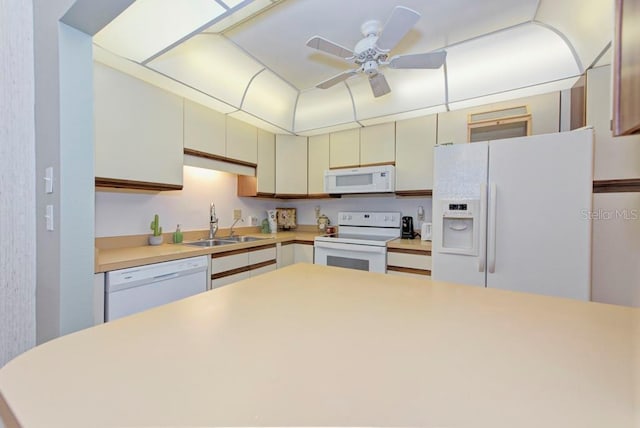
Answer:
[
  {"left": 148, "top": 34, "right": 263, "bottom": 108},
  {"left": 446, "top": 23, "right": 581, "bottom": 103},
  {"left": 242, "top": 70, "right": 297, "bottom": 131},
  {"left": 94, "top": 0, "right": 226, "bottom": 63}
]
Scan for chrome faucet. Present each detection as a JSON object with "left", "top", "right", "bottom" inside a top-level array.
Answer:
[
  {"left": 208, "top": 202, "right": 218, "bottom": 239},
  {"left": 229, "top": 217, "right": 244, "bottom": 237}
]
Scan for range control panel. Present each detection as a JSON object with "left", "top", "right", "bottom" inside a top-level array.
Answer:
[{"left": 337, "top": 211, "right": 402, "bottom": 228}]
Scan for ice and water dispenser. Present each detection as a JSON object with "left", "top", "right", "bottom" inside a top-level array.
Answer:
[{"left": 439, "top": 199, "right": 480, "bottom": 256}]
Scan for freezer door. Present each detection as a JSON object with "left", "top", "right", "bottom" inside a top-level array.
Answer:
[
  {"left": 432, "top": 142, "right": 489, "bottom": 286},
  {"left": 486, "top": 129, "right": 593, "bottom": 300}
]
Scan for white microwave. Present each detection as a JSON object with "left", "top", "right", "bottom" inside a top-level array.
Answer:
[{"left": 324, "top": 165, "right": 395, "bottom": 194}]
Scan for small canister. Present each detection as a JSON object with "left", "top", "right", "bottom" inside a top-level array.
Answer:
[{"left": 317, "top": 214, "right": 330, "bottom": 231}]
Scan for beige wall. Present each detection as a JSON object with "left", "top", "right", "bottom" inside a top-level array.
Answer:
[
  {"left": 0, "top": 0, "right": 36, "bottom": 367},
  {"left": 587, "top": 65, "right": 640, "bottom": 307}
]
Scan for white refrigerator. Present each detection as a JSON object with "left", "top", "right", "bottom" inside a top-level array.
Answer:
[{"left": 432, "top": 128, "right": 593, "bottom": 300}]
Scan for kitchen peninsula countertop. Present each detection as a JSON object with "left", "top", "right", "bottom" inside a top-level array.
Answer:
[
  {"left": 1, "top": 264, "right": 637, "bottom": 427},
  {"left": 95, "top": 230, "right": 431, "bottom": 273}
]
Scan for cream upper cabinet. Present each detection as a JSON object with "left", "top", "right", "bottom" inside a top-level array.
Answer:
[
  {"left": 360, "top": 122, "right": 395, "bottom": 166},
  {"left": 307, "top": 134, "right": 330, "bottom": 195},
  {"left": 226, "top": 116, "right": 257, "bottom": 165},
  {"left": 329, "top": 128, "right": 360, "bottom": 168},
  {"left": 275, "top": 135, "right": 308, "bottom": 196},
  {"left": 256, "top": 129, "right": 276, "bottom": 194},
  {"left": 437, "top": 92, "right": 560, "bottom": 144},
  {"left": 183, "top": 99, "right": 226, "bottom": 157},
  {"left": 94, "top": 63, "right": 183, "bottom": 189},
  {"left": 395, "top": 115, "right": 437, "bottom": 192}
]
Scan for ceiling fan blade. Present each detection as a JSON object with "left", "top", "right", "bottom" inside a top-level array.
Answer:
[
  {"left": 306, "top": 36, "right": 354, "bottom": 59},
  {"left": 316, "top": 69, "right": 359, "bottom": 89},
  {"left": 376, "top": 6, "right": 421, "bottom": 51},
  {"left": 388, "top": 51, "right": 447, "bottom": 69},
  {"left": 369, "top": 73, "right": 391, "bottom": 98}
]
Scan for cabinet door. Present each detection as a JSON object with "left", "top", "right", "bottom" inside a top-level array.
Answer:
[
  {"left": 436, "top": 93, "right": 560, "bottom": 144},
  {"left": 329, "top": 128, "right": 360, "bottom": 168},
  {"left": 211, "top": 251, "right": 249, "bottom": 273},
  {"left": 360, "top": 122, "right": 395, "bottom": 166},
  {"left": 277, "top": 242, "right": 294, "bottom": 268},
  {"left": 226, "top": 116, "right": 257, "bottom": 165},
  {"left": 212, "top": 271, "right": 250, "bottom": 289},
  {"left": 294, "top": 243, "right": 314, "bottom": 264},
  {"left": 257, "top": 129, "right": 276, "bottom": 194},
  {"left": 395, "top": 115, "right": 437, "bottom": 192},
  {"left": 275, "top": 135, "right": 308, "bottom": 196},
  {"left": 183, "top": 99, "right": 225, "bottom": 157},
  {"left": 587, "top": 65, "right": 640, "bottom": 180},
  {"left": 250, "top": 263, "right": 277, "bottom": 277},
  {"left": 308, "top": 134, "right": 330, "bottom": 195},
  {"left": 94, "top": 63, "right": 183, "bottom": 188}
]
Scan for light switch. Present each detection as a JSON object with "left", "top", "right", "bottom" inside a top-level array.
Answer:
[
  {"left": 44, "top": 166, "right": 53, "bottom": 194},
  {"left": 45, "top": 205, "right": 54, "bottom": 231},
  {"left": 233, "top": 209, "right": 242, "bottom": 220}
]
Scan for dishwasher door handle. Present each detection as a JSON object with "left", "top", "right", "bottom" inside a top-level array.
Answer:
[{"left": 151, "top": 272, "right": 180, "bottom": 282}]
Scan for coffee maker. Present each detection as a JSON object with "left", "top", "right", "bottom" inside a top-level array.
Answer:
[{"left": 401, "top": 216, "right": 415, "bottom": 239}]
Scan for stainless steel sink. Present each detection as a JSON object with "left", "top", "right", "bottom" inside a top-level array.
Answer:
[
  {"left": 183, "top": 239, "right": 235, "bottom": 247},
  {"left": 216, "top": 235, "right": 267, "bottom": 243}
]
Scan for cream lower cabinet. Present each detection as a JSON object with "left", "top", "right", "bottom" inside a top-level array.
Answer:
[
  {"left": 395, "top": 115, "right": 437, "bottom": 193},
  {"left": 211, "top": 244, "right": 277, "bottom": 288},
  {"left": 308, "top": 134, "right": 330, "bottom": 195},
  {"left": 386, "top": 248, "right": 431, "bottom": 279},
  {"left": 275, "top": 135, "right": 308, "bottom": 197},
  {"left": 94, "top": 63, "right": 183, "bottom": 190},
  {"left": 277, "top": 241, "right": 314, "bottom": 268}
]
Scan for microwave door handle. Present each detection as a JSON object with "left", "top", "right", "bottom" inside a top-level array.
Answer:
[{"left": 478, "top": 183, "right": 487, "bottom": 273}]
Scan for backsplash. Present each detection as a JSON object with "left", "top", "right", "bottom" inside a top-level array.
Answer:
[{"left": 95, "top": 166, "right": 432, "bottom": 237}]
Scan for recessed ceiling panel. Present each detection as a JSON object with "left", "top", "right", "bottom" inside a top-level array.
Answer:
[
  {"left": 348, "top": 68, "right": 446, "bottom": 120},
  {"left": 94, "top": 0, "right": 226, "bottom": 63},
  {"left": 147, "top": 34, "right": 264, "bottom": 108},
  {"left": 294, "top": 84, "right": 356, "bottom": 133},
  {"left": 535, "top": 0, "right": 612, "bottom": 70},
  {"left": 242, "top": 70, "right": 298, "bottom": 131},
  {"left": 446, "top": 24, "right": 581, "bottom": 103},
  {"left": 224, "top": 0, "right": 538, "bottom": 90}
]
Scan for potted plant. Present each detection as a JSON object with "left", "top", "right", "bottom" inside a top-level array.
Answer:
[{"left": 149, "top": 214, "right": 163, "bottom": 245}]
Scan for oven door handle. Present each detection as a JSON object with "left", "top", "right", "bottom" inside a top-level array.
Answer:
[{"left": 314, "top": 241, "right": 387, "bottom": 254}]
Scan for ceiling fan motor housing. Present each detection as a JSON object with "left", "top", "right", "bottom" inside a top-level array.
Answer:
[{"left": 363, "top": 60, "right": 379, "bottom": 76}]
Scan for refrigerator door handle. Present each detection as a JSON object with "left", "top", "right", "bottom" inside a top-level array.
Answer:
[
  {"left": 478, "top": 183, "right": 487, "bottom": 272},
  {"left": 487, "top": 182, "right": 497, "bottom": 273}
]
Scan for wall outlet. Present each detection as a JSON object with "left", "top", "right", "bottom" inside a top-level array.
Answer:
[
  {"left": 247, "top": 215, "right": 258, "bottom": 226},
  {"left": 233, "top": 209, "right": 242, "bottom": 220}
]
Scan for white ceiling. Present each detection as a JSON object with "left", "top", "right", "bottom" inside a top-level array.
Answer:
[{"left": 93, "top": 0, "right": 613, "bottom": 135}]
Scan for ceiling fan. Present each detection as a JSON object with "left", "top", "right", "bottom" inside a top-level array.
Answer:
[{"left": 306, "top": 5, "right": 446, "bottom": 98}]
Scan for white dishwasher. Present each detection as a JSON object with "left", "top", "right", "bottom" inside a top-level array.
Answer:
[{"left": 105, "top": 256, "right": 208, "bottom": 322}]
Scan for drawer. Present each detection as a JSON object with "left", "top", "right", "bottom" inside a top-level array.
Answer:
[
  {"left": 211, "top": 270, "right": 251, "bottom": 289},
  {"left": 212, "top": 250, "right": 249, "bottom": 273},
  {"left": 249, "top": 245, "right": 277, "bottom": 265},
  {"left": 250, "top": 263, "right": 277, "bottom": 277},
  {"left": 387, "top": 269, "right": 430, "bottom": 280},
  {"left": 387, "top": 251, "right": 432, "bottom": 270}
]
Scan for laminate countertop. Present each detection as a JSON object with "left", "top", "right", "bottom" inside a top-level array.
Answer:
[
  {"left": 1, "top": 264, "right": 637, "bottom": 427},
  {"left": 95, "top": 232, "right": 430, "bottom": 273}
]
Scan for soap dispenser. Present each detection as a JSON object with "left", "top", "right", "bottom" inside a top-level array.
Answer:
[{"left": 173, "top": 224, "right": 183, "bottom": 244}]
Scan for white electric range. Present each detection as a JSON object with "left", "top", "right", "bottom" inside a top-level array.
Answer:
[{"left": 314, "top": 211, "right": 401, "bottom": 273}]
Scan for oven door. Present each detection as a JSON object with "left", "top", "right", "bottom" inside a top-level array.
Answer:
[{"left": 314, "top": 241, "right": 387, "bottom": 273}]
